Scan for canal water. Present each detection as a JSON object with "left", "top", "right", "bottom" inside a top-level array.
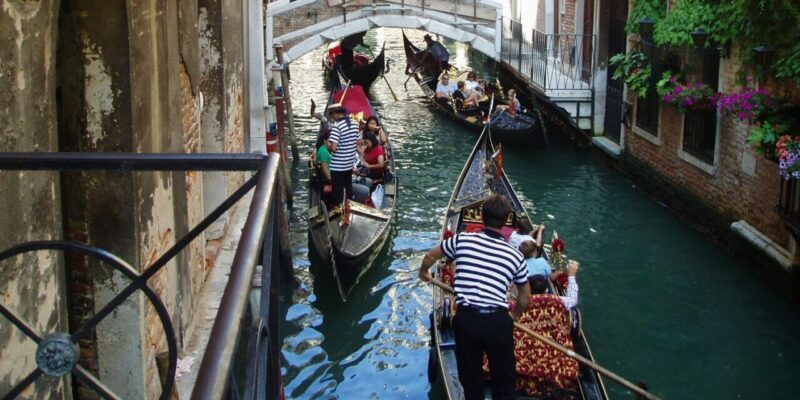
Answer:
[{"left": 279, "top": 29, "right": 800, "bottom": 399}]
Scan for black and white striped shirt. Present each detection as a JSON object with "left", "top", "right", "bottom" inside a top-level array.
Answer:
[
  {"left": 328, "top": 118, "right": 360, "bottom": 172},
  {"left": 441, "top": 229, "right": 528, "bottom": 309}
]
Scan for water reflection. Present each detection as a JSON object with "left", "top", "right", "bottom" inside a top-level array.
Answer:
[{"left": 280, "top": 28, "right": 800, "bottom": 400}]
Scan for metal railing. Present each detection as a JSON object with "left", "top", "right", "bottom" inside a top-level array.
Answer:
[
  {"left": 501, "top": 17, "right": 596, "bottom": 92},
  {"left": 0, "top": 152, "right": 284, "bottom": 399}
]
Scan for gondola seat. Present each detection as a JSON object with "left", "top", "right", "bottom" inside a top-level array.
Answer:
[{"left": 513, "top": 294, "right": 579, "bottom": 396}]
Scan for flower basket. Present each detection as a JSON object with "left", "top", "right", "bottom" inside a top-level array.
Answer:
[
  {"left": 776, "top": 135, "right": 800, "bottom": 179},
  {"left": 656, "top": 72, "right": 718, "bottom": 112},
  {"left": 718, "top": 86, "right": 774, "bottom": 123}
]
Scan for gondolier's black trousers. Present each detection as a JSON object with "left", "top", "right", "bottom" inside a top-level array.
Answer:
[
  {"left": 330, "top": 170, "right": 353, "bottom": 205},
  {"left": 453, "top": 306, "right": 516, "bottom": 400}
]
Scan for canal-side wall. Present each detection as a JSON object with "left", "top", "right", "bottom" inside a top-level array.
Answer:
[
  {"left": 1, "top": 0, "right": 250, "bottom": 397},
  {"left": 0, "top": 1, "right": 68, "bottom": 396}
]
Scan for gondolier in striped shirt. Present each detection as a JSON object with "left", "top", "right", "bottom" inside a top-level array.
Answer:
[
  {"left": 327, "top": 102, "right": 360, "bottom": 205},
  {"left": 419, "top": 194, "right": 531, "bottom": 400}
]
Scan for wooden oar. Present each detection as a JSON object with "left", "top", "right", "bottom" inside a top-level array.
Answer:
[
  {"left": 365, "top": 45, "right": 399, "bottom": 101},
  {"left": 426, "top": 277, "right": 661, "bottom": 400}
]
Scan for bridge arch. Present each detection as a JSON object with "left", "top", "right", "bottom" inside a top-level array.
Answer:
[{"left": 267, "top": 0, "right": 502, "bottom": 63}]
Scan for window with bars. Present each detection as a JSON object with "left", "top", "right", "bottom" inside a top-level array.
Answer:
[
  {"left": 635, "top": 42, "right": 661, "bottom": 136},
  {"left": 779, "top": 178, "right": 800, "bottom": 235},
  {"left": 682, "top": 51, "right": 720, "bottom": 164}
]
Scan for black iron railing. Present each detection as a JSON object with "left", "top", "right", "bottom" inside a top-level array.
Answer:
[
  {"left": 0, "top": 152, "right": 284, "bottom": 399},
  {"left": 500, "top": 17, "right": 596, "bottom": 92}
]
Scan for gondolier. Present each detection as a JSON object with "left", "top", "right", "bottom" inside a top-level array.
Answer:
[
  {"left": 327, "top": 102, "right": 360, "bottom": 205},
  {"left": 419, "top": 194, "right": 531, "bottom": 400},
  {"left": 423, "top": 34, "right": 451, "bottom": 70}
]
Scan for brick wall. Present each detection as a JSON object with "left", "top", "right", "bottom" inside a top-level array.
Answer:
[
  {"left": 622, "top": 52, "right": 792, "bottom": 254},
  {"left": 560, "top": 0, "right": 577, "bottom": 35}
]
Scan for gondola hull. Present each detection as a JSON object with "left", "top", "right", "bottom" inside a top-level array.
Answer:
[
  {"left": 428, "top": 126, "right": 608, "bottom": 399},
  {"left": 323, "top": 43, "right": 386, "bottom": 91},
  {"left": 307, "top": 75, "right": 397, "bottom": 301}
]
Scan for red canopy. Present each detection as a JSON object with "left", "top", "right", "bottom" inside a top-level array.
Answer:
[{"left": 333, "top": 85, "right": 373, "bottom": 119}]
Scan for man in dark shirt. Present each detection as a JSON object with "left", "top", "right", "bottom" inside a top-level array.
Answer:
[
  {"left": 419, "top": 194, "right": 531, "bottom": 400},
  {"left": 424, "top": 34, "right": 451, "bottom": 70}
]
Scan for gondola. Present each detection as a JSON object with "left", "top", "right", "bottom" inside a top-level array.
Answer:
[
  {"left": 323, "top": 34, "right": 386, "bottom": 91},
  {"left": 402, "top": 31, "right": 545, "bottom": 146},
  {"left": 307, "top": 72, "right": 398, "bottom": 301},
  {"left": 427, "top": 120, "right": 609, "bottom": 399}
]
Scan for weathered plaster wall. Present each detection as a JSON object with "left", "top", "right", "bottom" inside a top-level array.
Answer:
[{"left": 0, "top": 0, "right": 67, "bottom": 396}]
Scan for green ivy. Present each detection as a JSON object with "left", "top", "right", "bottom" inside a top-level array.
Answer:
[
  {"left": 628, "top": 0, "right": 800, "bottom": 86},
  {"left": 609, "top": 51, "right": 652, "bottom": 98},
  {"left": 625, "top": 0, "right": 667, "bottom": 34}
]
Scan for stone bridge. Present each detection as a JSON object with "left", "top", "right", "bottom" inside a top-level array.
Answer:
[{"left": 266, "top": 0, "right": 503, "bottom": 63}]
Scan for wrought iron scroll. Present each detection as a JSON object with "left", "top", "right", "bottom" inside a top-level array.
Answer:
[{"left": 0, "top": 152, "right": 282, "bottom": 399}]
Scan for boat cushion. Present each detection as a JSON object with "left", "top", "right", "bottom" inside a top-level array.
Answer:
[
  {"left": 514, "top": 295, "right": 579, "bottom": 395},
  {"left": 481, "top": 295, "right": 579, "bottom": 396}
]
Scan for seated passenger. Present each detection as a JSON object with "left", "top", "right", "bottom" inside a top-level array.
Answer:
[
  {"left": 357, "top": 132, "right": 386, "bottom": 183},
  {"left": 464, "top": 71, "right": 479, "bottom": 92},
  {"left": 506, "top": 88, "right": 523, "bottom": 115},
  {"left": 529, "top": 260, "right": 580, "bottom": 310},
  {"left": 362, "top": 115, "right": 389, "bottom": 146},
  {"left": 435, "top": 73, "right": 457, "bottom": 99},
  {"left": 509, "top": 218, "right": 543, "bottom": 249},
  {"left": 519, "top": 241, "right": 555, "bottom": 280}
]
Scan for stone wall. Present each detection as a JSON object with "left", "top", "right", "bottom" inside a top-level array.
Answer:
[{"left": 0, "top": 0, "right": 67, "bottom": 396}]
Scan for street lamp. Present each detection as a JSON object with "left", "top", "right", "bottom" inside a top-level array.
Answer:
[
  {"left": 691, "top": 28, "right": 709, "bottom": 48},
  {"left": 753, "top": 44, "right": 774, "bottom": 67},
  {"left": 639, "top": 18, "right": 655, "bottom": 42}
]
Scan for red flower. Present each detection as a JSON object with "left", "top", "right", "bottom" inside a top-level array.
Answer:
[{"left": 552, "top": 237, "right": 565, "bottom": 252}]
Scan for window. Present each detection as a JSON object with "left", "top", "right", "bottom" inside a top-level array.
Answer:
[
  {"left": 779, "top": 178, "right": 800, "bottom": 236},
  {"left": 682, "top": 51, "right": 720, "bottom": 164},
  {"left": 635, "top": 42, "right": 662, "bottom": 137}
]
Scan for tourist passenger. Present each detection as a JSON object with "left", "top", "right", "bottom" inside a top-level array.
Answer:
[
  {"left": 519, "top": 241, "right": 554, "bottom": 280},
  {"left": 465, "top": 71, "right": 479, "bottom": 92},
  {"left": 529, "top": 260, "right": 580, "bottom": 310},
  {"left": 362, "top": 115, "right": 389, "bottom": 146},
  {"left": 457, "top": 81, "right": 480, "bottom": 109},
  {"left": 314, "top": 129, "right": 334, "bottom": 205},
  {"left": 419, "top": 194, "right": 530, "bottom": 400},
  {"left": 357, "top": 132, "right": 386, "bottom": 182},
  {"left": 507, "top": 88, "right": 523, "bottom": 115},
  {"left": 424, "top": 34, "right": 451, "bottom": 70},
  {"left": 435, "top": 73, "right": 457, "bottom": 99},
  {"left": 509, "top": 219, "right": 544, "bottom": 250},
  {"left": 327, "top": 103, "right": 361, "bottom": 205}
]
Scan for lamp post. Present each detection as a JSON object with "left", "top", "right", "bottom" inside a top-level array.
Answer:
[
  {"left": 639, "top": 18, "right": 655, "bottom": 43},
  {"left": 753, "top": 44, "right": 774, "bottom": 68},
  {"left": 691, "top": 28, "right": 709, "bottom": 48}
]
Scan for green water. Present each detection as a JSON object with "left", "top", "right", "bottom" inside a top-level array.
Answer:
[{"left": 279, "top": 28, "right": 800, "bottom": 399}]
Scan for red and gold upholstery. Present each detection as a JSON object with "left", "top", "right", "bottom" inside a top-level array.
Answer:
[
  {"left": 482, "top": 295, "right": 579, "bottom": 396},
  {"left": 514, "top": 294, "right": 579, "bottom": 395}
]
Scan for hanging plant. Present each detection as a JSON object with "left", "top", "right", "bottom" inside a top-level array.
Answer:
[
  {"left": 609, "top": 51, "right": 652, "bottom": 98},
  {"left": 777, "top": 134, "right": 800, "bottom": 179},
  {"left": 747, "top": 118, "right": 791, "bottom": 160},
  {"left": 718, "top": 83, "right": 775, "bottom": 123},
  {"left": 656, "top": 71, "right": 719, "bottom": 112}
]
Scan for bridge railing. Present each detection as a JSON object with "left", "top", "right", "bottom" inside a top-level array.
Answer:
[
  {"left": 0, "top": 153, "right": 285, "bottom": 399},
  {"left": 501, "top": 17, "right": 596, "bottom": 94}
]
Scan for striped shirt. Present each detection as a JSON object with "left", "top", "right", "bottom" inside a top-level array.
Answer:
[
  {"left": 441, "top": 229, "right": 528, "bottom": 309},
  {"left": 328, "top": 118, "right": 360, "bottom": 172}
]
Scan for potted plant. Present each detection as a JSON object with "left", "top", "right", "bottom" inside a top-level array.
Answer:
[
  {"left": 609, "top": 51, "right": 652, "bottom": 98},
  {"left": 656, "top": 71, "right": 719, "bottom": 112},
  {"left": 718, "top": 84, "right": 774, "bottom": 123}
]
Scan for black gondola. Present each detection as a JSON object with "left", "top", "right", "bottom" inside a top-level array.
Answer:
[
  {"left": 323, "top": 35, "right": 386, "bottom": 91},
  {"left": 402, "top": 31, "right": 546, "bottom": 146},
  {"left": 427, "top": 120, "right": 608, "bottom": 399},
  {"left": 307, "top": 73, "right": 398, "bottom": 301}
]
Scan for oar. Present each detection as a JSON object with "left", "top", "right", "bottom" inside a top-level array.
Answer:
[
  {"left": 365, "top": 45, "right": 399, "bottom": 101},
  {"left": 426, "top": 277, "right": 661, "bottom": 400}
]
